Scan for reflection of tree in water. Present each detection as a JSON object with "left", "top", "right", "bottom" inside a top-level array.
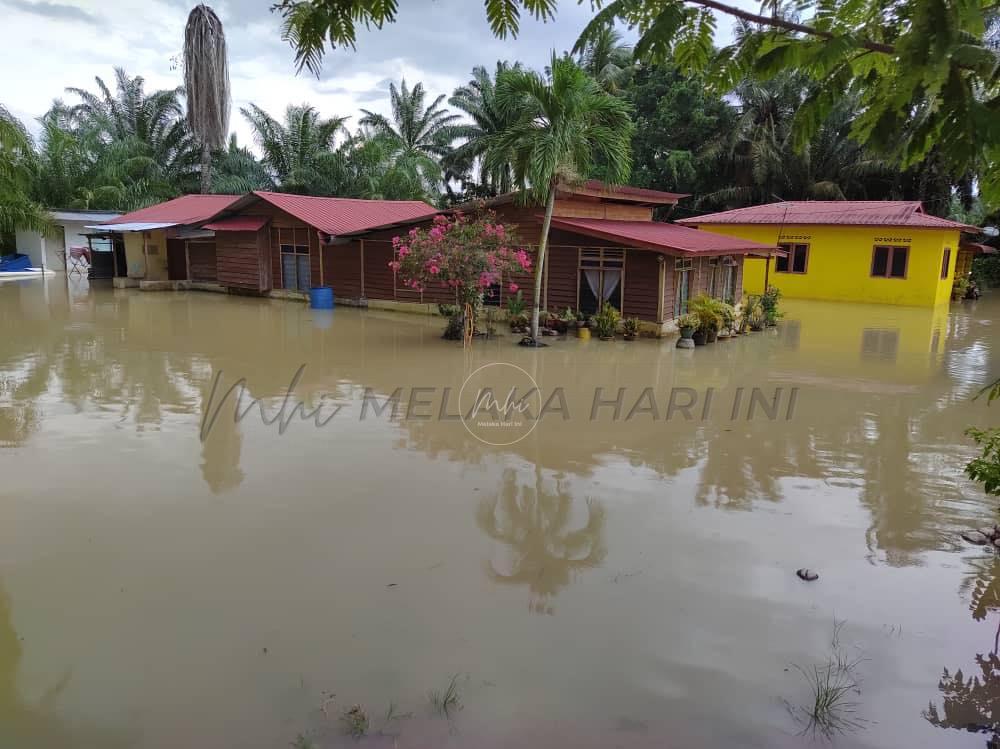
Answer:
[
  {"left": 926, "top": 557, "right": 1000, "bottom": 745},
  {"left": 0, "top": 584, "right": 125, "bottom": 748},
  {"left": 476, "top": 468, "right": 606, "bottom": 614}
]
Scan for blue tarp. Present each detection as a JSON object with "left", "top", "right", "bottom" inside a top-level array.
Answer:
[{"left": 0, "top": 254, "right": 32, "bottom": 273}]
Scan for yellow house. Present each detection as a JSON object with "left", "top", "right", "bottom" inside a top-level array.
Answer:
[{"left": 677, "top": 201, "right": 978, "bottom": 306}]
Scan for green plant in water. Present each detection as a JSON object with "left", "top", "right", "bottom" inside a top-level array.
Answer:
[
  {"left": 966, "top": 377, "right": 1000, "bottom": 496},
  {"left": 592, "top": 302, "right": 620, "bottom": 339},
  {"left": 290, "top": 734, "right": 316, "bottom": 749},
  {"left": 744, "top": 296, "right": 766, "bottom": 330},
  {"left": 505, "top": 290, "right": 525, "bottom": 317},
  {"left": 429, "top": 674, "right": 464, "bottom": 718},
  {"left": 787, "top": 619, "right": 867, "bottom": 739},
  {"left": 761, "top": 285, "right": 782, "bottom": 325},
  {"left": 622, "top": 316, "right": 640, "bottom": 337},
  {"left": 687, "top": 293, "right": 724, "bottom": 333},
  {"left": 340, "top": 704, "right": 370, "bottom": 738},
  {"left": 438, "top": 303, "right": 458, "bottom": 318},
  {"left": 677, "top": 312, "right": 699, "bottom": 332}
]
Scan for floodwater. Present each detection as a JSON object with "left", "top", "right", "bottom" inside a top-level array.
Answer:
[{"left": 1, "top": 277, "right": 998, "bottom": 749}]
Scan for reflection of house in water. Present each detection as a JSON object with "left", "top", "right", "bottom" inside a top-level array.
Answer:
[{"left": 476, "top": 469, "right": 606, "bottom": 615}]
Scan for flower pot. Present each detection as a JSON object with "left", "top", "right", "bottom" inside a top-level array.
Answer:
[
  {"left": 692, "top": 329, "right": 708, "bottom": 346},
  {"left": 706, "top": 329, "right": 718, "bottom": 343},
  {"left": 577, "top": 327, "right": 591, "bottom": 340},
  {"left": 679, "top": 326, "right": 695, "bottom": 340},
  {"left": 600, "top": 335, "right": 615, "bottom": 341},
  {"left": 623, "top": 334, "right": 636, "bottom": 341}
]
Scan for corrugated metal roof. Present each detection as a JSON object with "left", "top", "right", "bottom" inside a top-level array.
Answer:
[
  {"left": 961, "top": 242, "right": 997, "bottom": 255},
  {"left": 550, "top": 217, "right": 780, "bottom": 255},
  {"left": 250, "top": 192, "right": 438, "bottom": 237},
  {"left": 51, "top": 210, "right": 121, "bottom": 222},
  {"left": 203, "top": 215, "right": 270, "bottom": 232},
  {"left": 676, "top": 201, "right": 979, "bottom": 231},
  {"left": 104, "top": 194, "right": 242, "bottom": 227}
]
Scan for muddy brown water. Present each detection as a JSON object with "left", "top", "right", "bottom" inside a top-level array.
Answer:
[{"left": 1, "top": 278, "right": 998, "bottom": 748}]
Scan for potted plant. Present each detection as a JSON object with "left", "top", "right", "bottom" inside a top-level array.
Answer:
[
  {"left": 562, "top": 307, "right": 578, "bottom": 331},
  {"left": 676, "top": 313, "right": 698, "bottom": 348},
  {"left": 745, "top": 296, "right": 765, "bottom": 331},
  {"left": 688, "top": 294, "right": 723, "bottom": 345},
  {"left": 593, "top": 302, "right": 620, "bottom": 340},
  {"left": 622, "top": 317, "right": 640, "bottom": 341},
  {"left": 952, "top": 276, "right": 971, "bottom": 300},
  {"left": 506, "top": 291, "right": 529, "bottom": 333},
  {"left": 717, "top": 302, "right": 736, "bottom": 339},
  {"left": 577, "top": 312, "right": 592, "bottom": 339}
]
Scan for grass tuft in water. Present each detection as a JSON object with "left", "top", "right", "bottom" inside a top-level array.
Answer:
[
  {"left": 290, "top": 734, "right": 315, "bottom": 749},
  {"left": 429, "top": 674, "right": 464, "bottom": 718},
  {"left": 787, "top": 619, "right": 869, "bottom": 738},
  {"left": 340, "top": 704, "right": 370, "bottom": 738}
]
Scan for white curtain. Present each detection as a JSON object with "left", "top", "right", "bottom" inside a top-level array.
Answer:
[{"left": 585, "top": 269, "right": 621, "bottom": 303}]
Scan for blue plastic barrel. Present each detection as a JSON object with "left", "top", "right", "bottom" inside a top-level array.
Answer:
[{"left": 309, "top": 286, "right": 334, "bottom": 309}]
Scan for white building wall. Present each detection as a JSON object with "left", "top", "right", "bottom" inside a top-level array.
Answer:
[{"left": 13, "top": 230, "right": 48, "bottom": 268}]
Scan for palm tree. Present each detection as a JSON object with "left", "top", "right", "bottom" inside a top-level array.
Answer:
[
  {"left": 442, "top": 62, "right": 524, "bottom": 197},
  {"left": 359, "top": 79, "right": 459, "bottom": 192},
  {"left": 240, "top": 103, "right": 347, "bottom": 194},
  {"left": 333, "top": 131, "right": 438, "bottom": 201},
  {"left": 183, "top": 4, "right": 231, "bottom": 194},
  {"left": 0, "top": 105, "right": 51, "bottom": 236},
  {"left": 488, "top": 54, "right": 634, "bottom": 342},
  {"left": 210, "top": 134, "right": 274, "bottom": 193},
  {"left": 62, "top": 69, "right": 198, "bottom": 209},
  {"left": 577, "top": 24, "right": 634, "bottom": 93}
]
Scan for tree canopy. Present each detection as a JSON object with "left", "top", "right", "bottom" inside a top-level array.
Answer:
[{"left": 273, "top": 0, "right": 1000, "bottom": 206}]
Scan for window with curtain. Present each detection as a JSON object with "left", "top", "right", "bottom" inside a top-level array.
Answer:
[
  {"left": 280, "top": 243, "right": 310, "bottom": 291},
  {"left": 871, "top": 246, "right": 908, "bottom": 279},
  {"left": 578, "top": 249, "right": 624, "bottom": 314}
]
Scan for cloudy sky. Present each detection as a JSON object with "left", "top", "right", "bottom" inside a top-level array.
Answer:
[{"left": 0, "top": 0, "right": 744, "bottom": 149}]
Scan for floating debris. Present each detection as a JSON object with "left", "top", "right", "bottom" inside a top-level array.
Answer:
[{"left": 796, "top": 568, "right": 819, "bottom": 582}]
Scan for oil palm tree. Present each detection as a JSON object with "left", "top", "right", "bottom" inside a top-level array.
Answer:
[
  {"left": 442, "top": 62, "right": 524, "bottom": 196},
  {"left": 577, "top": 24, "right": 634, "bottom": 94},
  {"left": 62, "top": 69, "right": 198, "bottom": 209},
  {"left": 487, "top": 54, "right": 634, "bottom": 342},
  {"left": 0, "top": 105, "right": 51, "bottom": 236},
  {"left": 210, "top": 134, "right": 274, "bottom": 193},
  {"left": 359, "top": 79, "right": 459, "bottom": 192},
  {"left": 240, "top": 103, "right": 347, "bottom": 194},
  {"left": 183, "top": 4, "right": 231, "bottom": 193}
]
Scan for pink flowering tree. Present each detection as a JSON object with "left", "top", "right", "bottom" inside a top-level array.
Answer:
[{"left": 390, "top": 211, "right": 532, "bottom": 336}]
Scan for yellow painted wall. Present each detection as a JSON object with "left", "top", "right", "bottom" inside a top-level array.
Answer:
[
  {"left": 123, "top": 230, "right": 169, "bottom": 281},
  {"left": 690, "top": 223, "right": 959, "bottom": 307}
]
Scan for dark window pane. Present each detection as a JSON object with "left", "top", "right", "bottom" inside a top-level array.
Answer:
[
  {"left": 792, "top": 245, "right": 808, "bottom": 273},
  {"left": 483, "top": 284, "right": 501, "bottom": 306},
  {"left": 775, "top": 245, "right": 790, "bottom": 272},
  {"left": 941, "top": 249, "right": 951, "bottom": 279},
  {"left": 297, "top": 254, "right": 311, "bottom": 290},
  {"left": 890, "top": 247, "right": 907, "bottom": 278},
  {"left": 871, "top": 246, "right": 889, "bottom": 276}
]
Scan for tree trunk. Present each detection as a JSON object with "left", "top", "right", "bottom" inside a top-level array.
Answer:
[
  {"left": 530, "top": 184, "right": 557, "bottom": 341},
  {"left": 199, "top": 141, "right": 212, "bottom": 194}
]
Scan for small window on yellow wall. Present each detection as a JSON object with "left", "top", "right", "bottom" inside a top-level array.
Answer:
[
  {"left": 776, "top": 243, "right": 808, "bottom": 273},
  {"left": 871, "top": 245, "right": 908, "bottom": 279},
  {"left": 941, "top": 248, "right": 951, "bottom": 279}
]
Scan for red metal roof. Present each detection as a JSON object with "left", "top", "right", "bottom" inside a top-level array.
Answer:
[
  {"left": 203, "top": 215, "right": 269, "bottom": 232},
  {"left": 105, "top": 194, "right": 242, "bottom": 227},
  {"left": 677, "top": 201, "right": 979, "bottom": 231},
  {"left": 550, "top": 217, "right": 780, "bottom": 256},
  {"left": 247, "top": 192, "right": 438, "bottom": 237}
]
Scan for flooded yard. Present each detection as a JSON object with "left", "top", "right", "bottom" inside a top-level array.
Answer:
[{"left": 1, "top": 277, "right": 998, "bottom": 748}]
